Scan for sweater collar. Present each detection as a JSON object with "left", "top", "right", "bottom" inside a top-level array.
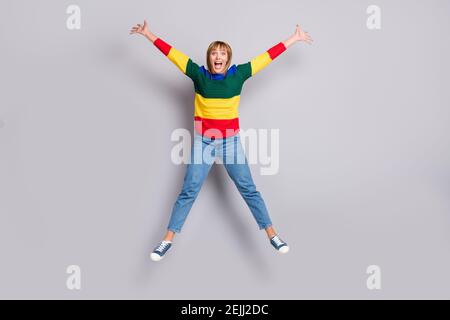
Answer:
[{"left": 200, "top": 64, "right": 237, "bottom": 80}]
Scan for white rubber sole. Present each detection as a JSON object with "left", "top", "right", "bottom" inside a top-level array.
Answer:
[
  {"left": 279, "top": 246, "right": 290, "bottom": 254},
  {"left": 150, "top": 252, "right": 163, "bottom": 261}
]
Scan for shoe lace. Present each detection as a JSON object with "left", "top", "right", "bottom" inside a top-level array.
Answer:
[
  {"left": 272, "top": 236, "right": 284, "bottom": 246},
  {"left": 156, "top": 241, "right": 170, "bottom": 252}
]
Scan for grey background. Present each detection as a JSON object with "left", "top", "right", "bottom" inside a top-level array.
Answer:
[{"left": 1, "top": 0, "right": 449, "bottom": 299}]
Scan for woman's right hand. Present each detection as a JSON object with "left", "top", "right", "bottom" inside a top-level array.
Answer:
[{"left": 129, "top": 20, "right": 150, "bottom": 37}]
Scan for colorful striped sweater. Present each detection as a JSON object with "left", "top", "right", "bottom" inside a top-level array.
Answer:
[{"left": 153, "top": 37, "right": 287, "bottom": 138}]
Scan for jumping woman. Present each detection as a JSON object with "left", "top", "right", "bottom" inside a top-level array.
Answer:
[{"left": 129, "top": 21, "right": 313, "bottom": 261}]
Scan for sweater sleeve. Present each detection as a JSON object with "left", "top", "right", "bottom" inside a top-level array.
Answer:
[
  {"left": 236, "top": 42, "right": 287, "bottom": 82},
  {"left": 153, "top": 37, "right": 200, "bottom": 81}
]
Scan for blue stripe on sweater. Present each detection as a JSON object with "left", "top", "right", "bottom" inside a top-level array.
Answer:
[{"left": 199, "top": 64, "right": 237, "bottom": 80}]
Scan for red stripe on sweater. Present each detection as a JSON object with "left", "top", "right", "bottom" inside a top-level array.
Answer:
[
  {"left": 194, "top": 116, "right": 240, "bottom": 138},
  {"left": 267, "top": 42, "right": 286, "bottom": 60},
  {"left": 154, "top": 38, "right": 172, "bottom": 56}
]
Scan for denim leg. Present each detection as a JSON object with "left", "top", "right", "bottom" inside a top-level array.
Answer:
[
  {"left": 167, "top": 134, "right": 214, "bottom": 233},
  {"left": 222, "top": 135, "right": 273, "bottom": 230}
]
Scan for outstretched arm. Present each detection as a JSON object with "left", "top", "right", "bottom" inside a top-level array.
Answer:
[
  {"left": 130, "top": 20, "right": 199, "bottom": 80},
  {"left": 238, "top": 24, "right": 313, "bottom": 80}
]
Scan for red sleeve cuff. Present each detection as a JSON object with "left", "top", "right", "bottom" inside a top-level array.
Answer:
[
  {"left": 267, "top": 42, "right": 287, "bottom": 60},
  {"left": 154, "top": 38, "right": 172, "bottom": 56}
]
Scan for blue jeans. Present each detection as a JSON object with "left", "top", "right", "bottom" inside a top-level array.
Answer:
[{"left": 167, "top": 132, "right": 273, "bottom": 233}]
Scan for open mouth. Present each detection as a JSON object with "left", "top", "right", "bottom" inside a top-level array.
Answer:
[{"left": 214, "top": 62, "right": 223, "bottom": 68}]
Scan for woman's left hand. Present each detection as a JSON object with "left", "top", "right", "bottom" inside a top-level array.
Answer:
[{"left": 293, "top": 24, "right": 313, "bottom": 44}]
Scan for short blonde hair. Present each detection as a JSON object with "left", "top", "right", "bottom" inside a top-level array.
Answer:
[{"left": 206, "top": 41, "right": 233, "bottom": 74}]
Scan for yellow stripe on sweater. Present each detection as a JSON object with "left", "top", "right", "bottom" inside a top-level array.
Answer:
[
  {"left": 250, "top": 52, "right": 272, "bottom": 76},
  {"left": 194, "top": 93, "right": 240, "bottom": 119},
  {"left": 167, "top": 47, "right": 189, "bottom": 74}
]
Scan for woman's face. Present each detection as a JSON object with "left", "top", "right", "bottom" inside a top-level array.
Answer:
[{"left": 209, "top": 46, "right": 228, "bottom": 74}]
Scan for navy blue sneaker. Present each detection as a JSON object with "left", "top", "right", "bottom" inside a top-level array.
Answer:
[
  {"left": 150, "top": 240, "right": 172, "bottom": 261},
  {"left": 270, "top": 235, "right": 289, "bottom": 253}
]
